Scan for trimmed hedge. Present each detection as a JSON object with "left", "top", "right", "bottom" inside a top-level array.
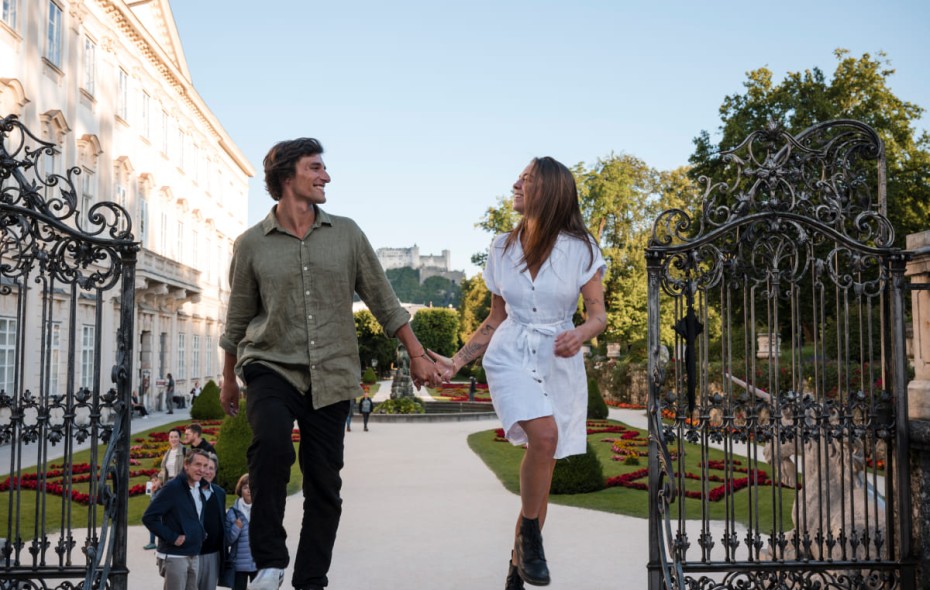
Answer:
[
  {"left": 550, "top": 442, "right": 604, "bottom": 494},
  {"left": 361, "top": 367, "right": 378, "bottom": 384},
  {"left": 191, "top": 379, "right": 225, "bottom": 420},
  {"left": 587, "top": 376, "right": 608, "bottom": 420},
  {"left": 213, "top": 399, "right": 252, "bottom": 494}
]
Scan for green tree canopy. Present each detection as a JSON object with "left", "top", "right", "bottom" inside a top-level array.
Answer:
[
  {"left": 690, "top": 49, "right": 930, "bottom": 246},
  {"left": 457, "top": 273, "right": 490, "bottom": 343},
  {"left": 354, "top": 309, "right": 395, "bottom": 376},
  {"left": 410, "top": 307, "right": 460, "bottom": 357}
]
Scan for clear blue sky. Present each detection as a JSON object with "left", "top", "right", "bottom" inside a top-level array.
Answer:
[{"left": 170, "top": 0, "right": 930, "bottom": 278}]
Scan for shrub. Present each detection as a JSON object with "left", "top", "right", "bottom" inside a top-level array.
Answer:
[
  {"left": 361, "top": 367, "right": 378, "bottom": 384},
  {"left": 213, "top": 400, "right": 252, "bottom": 494},
  {"left": 375, "top": 397, "right": 425, "bottom": 414},
  {"left": 474, "top": 365, "right": 487, "bottom": 385},
  {"left": 623, "top": 455, "right": 641, "bottom": 466},
  {"left": 191, "top": 380, "right": 225, "bottom": 420},
  {"left": 587, "top": 377, "right": 608, "bottom": 420},
  {"left": 550, "top": 442, "right": 604, "bottom": 494}
]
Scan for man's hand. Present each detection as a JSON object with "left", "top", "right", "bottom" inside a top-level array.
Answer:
[
  {"left": 220, "top": 380, "right": 241, "bottom": 417},
  {"left": 410, "top": 355, "right": 442, "bottom": 390},
  {"left": 174, "top": 534, "right": 186, "bottom": 547}
]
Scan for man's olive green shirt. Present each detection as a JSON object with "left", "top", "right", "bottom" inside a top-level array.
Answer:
[{"left": 219, "top": 207, "right": 410, "bottom": 408}]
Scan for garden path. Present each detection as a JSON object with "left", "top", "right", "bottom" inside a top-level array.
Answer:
[{"left": 126, "top": 408, "right": 653, "bottom": 590}]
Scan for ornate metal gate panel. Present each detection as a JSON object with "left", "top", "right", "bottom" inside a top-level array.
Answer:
[
  {"left": 0, "top": 116, "right": 137, "bottom": 589},
  {"left": 646, "top": 120, "right": 916, "bottom": 589}
]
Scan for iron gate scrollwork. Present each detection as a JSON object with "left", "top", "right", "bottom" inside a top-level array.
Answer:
[
  {"left": 646, "top": 120, "right": 916, "bottom": 589},
  {"left": 0, "top": 115, "right": 137, "bottom": 589}
]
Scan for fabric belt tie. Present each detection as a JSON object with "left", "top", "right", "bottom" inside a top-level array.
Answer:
[{"left": 513, "top": 320, "right": 564, "bottom": 371}]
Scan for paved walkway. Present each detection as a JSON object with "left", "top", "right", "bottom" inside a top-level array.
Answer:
[
  {"left": 125, "top": 384, "right": 652, "bottom": 589},
  {"left": 2, "top": 382, "right": 655, "bottom": 588}
]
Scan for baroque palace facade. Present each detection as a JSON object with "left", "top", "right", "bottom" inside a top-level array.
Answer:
[{"left": 0, "top": 0, "right": 253, "bottom": 407}]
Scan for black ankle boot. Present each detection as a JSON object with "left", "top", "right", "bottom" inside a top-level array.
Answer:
[
  {"left": 515, "top": 516, "right": 549, "bottom": 586},
  {"left": 506, "top": 553, "right": 524, "bottom": 590}
]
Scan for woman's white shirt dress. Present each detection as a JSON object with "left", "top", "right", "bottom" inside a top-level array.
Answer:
[{"left": 482, "top": 232, "right": 606, "bottom": 459}]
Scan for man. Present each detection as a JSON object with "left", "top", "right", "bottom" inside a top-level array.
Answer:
[
  {"left": 142, "top": 449, "right": 211, "bottom": 590},
  {"left": 184, "top": 423, "right": 216, "bottom": 456},
  {"left": 358, "top": 392, "right": 374, "bottom": 432},
  {"left": 219, "top": 138, "right": 441, "bottom": 590},
  {"left": 197, "top": 453, "right": 227, "bottom": 590}
]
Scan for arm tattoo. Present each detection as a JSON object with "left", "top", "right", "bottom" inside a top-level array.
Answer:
[
  {"left": 583, "top": 296, "right": 603, "bottom": 307},
  {"left": 478, "top": 323, "right": 497, "bottom": 337},
  {"left": 455, "top": 341, "right": 487, "bottom": 366}
]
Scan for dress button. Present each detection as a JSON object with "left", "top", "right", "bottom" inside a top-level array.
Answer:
[
  {"left": 532, "top": 350, "right": 536, "bottom": 354},
  {"left": 532, "top": 307, "right": 537, "bottom": 312}
]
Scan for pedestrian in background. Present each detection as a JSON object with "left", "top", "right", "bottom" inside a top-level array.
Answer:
[
  {"left": 142, "top": 449, "right": 212, "bottom": 590},
  {"left": 345, "top": 396, "right": 356, "bottom": 432},
  {"left": 145, "top": 429, "right": 186, "bottom": 551},
  {"left": 166, "top": 373, "right": 176, "bottom": 414},
  {"left": 226, "top": 474, "right": 257, "bottom": 590},
  {"left": 358, "top": 392, "right": 374, "bottom": 432},
  {"left": 197, "top": 453, "right": 227, "bottom": 590}
]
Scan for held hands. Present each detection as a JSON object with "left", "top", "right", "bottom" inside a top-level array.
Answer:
[
  {"left": 426, "top": 350, "right": 456, "bottom": 382},
  {"left": 409, "top": 352, "right": 444, "bottom": 390},
  {"left": 554, "top": 328, "right": 585, "bottom": 358}
]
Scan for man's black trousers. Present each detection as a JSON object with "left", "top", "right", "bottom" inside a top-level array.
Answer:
[{"left": 243, "top": 364, "right": 350, "bottom": 589}]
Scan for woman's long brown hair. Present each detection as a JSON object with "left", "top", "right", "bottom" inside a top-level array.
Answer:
[{"left": 504, "top": 156, "right": 594, "bottom": 274}]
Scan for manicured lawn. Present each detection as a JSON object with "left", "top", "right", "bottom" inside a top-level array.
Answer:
[
  {"left": 468, "top": 419, "right": 795, "bottom": 529},
  {"left": 0, "top": 419, "right": 303, "bottom": 538}
]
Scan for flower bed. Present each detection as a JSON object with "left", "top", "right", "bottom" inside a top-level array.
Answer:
[{"left": 1, "top": 420, "right": 222, "bottom": 506}]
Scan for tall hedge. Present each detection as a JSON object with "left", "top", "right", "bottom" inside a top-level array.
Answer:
[
  {"left": 214, "top": 399, "right": 252, "bottom": 494},
  {"left": 587, "top": 376, "right": 608, "bottom": 419},
  {"left": 191, "top": 379, "right": 225, "bottom": 420}
]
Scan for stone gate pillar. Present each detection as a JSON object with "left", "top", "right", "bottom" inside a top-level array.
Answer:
[{"left": 906, "top": 230, "right": 930, "bottom": 584}]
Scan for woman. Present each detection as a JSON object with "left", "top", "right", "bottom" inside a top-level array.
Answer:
[
  {"left": 144, "top": 429, "right": 186, "bottom": 550},
  {"left": 226, "top": 474, "right": 257, "bottom": 590},
  {"left": 198, "top": 453, "right": 227, "bottom": 590},
  {"left": 431, "top": 157, "right": 606, "bottom": 588}
]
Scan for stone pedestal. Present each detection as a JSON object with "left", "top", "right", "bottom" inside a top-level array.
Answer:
[
  {"left": 907, "top": 230, "right": 930, "bottom": 585},
  {"left": 907, "top": 231, "right": 930, "bottom": 420}
]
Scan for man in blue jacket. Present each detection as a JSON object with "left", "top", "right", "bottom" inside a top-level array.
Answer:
[{"left": 143, "top": 449, "right": 211, "bottom": 590}]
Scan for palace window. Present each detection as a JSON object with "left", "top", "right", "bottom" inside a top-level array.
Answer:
[
  {"left": 117, "top": 69, "right": 128, "bottom": 120},
  {"left": 82, "top": 37, "right": 96, "bottom": 96},
  {"left": 2, "top": 0, "right": 18, "bottom": 30},
  {"left": 0, "top": 318, "right": 16, "bottom": 394},
  {"left": 80, "top": 324, "right": 94, "bottom": 390},
  {"left": 45, "top": 1, "right": 62, "bottom": 67},
  {"left": 177, "top": 332, "right": 186, "bottom": 379},
  {"left": 191, "top": 334, "right": 200, "bottom": 379}
]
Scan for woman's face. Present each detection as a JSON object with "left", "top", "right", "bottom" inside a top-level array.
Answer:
[
  {"left": 240, "top": 482, "right": 252, "bottom": 504},
  {"left": 168, "top": 430, "right": 180, "bottom": 447},
  {"left": 512, "top": 162, "right": 536, "bottom": 215},
  {"left": 204, "top": 460, "right": 216, "bottom": 483}
]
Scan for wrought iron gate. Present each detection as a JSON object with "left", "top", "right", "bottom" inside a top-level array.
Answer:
[
  {"left": 646, "top": 120, "right": 916, "bottom": 589},
  {"left": 0, "top": 116, "right": 137, "bottom": 589}
]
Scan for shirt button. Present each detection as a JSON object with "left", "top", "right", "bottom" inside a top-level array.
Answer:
[
  {"left": 303, "top": 266, "right": 308, "bottom": 271},
  {"left": 310, "top": 340, "right": 315, "bottom": 345},
  {"left": 308, "top": 314, "right": 313, "bottom": 319},
  {"left": 305, "top": 290, "right": 310, "bottom": 295},
  {"left": 311, "top": 365, "right": 316, "bottom": 370}
]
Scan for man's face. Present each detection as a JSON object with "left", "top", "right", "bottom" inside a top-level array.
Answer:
[
  {"left": 183, "top": 428, "right": 194, "bottom": 444},
  {"left": 282, "top": 154, "right": 330, "bottom": 205},
  {"left": 185, "top": 454, "right": 209, "bottom": 485}
]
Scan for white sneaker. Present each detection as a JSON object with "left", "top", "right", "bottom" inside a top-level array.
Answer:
[{"left": 248, "top": 568, "right": 285, "bottom": 590}]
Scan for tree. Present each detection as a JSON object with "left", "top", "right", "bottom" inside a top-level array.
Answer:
[
  {"left": 690, "top": 49, "right": 930, "bottom": 247},
  {"left": 354, "top": 309, "right": 395, "bottom": 377},
  {"left": 458, "top": 273, "right": 491, "bottom": 343},
  {"left": 410, "top": 308, "right": 460, "bottom": 357},
  {"left": 385, "top": 267, "right": 421, "bottom": 302},
  {"left": 471, "top": 195, "right": 519, "bottom": 268}
]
